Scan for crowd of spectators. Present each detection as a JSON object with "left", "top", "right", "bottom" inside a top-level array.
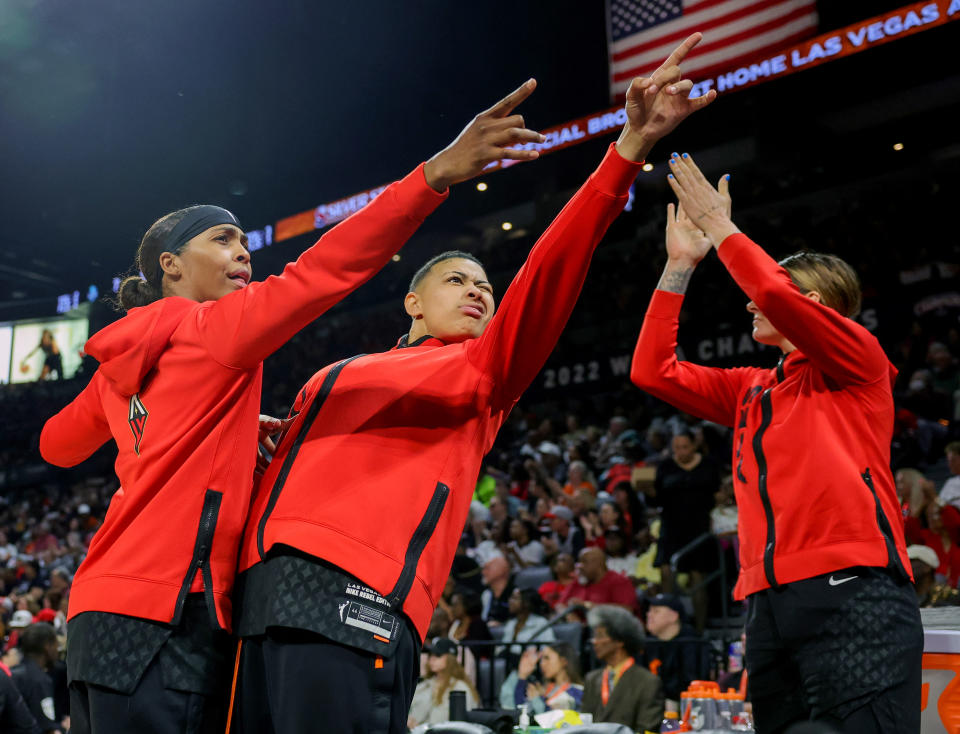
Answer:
[{"left": 1, "top": 160, "right": 958, "bottom": 730}]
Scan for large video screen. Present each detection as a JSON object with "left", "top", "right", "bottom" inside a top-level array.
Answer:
[
  {"left": 0, "top": 326, "right": 11, "bottom": 384},
  {"left": 10, "top": 318, "right": 89, "bottom": 383}
]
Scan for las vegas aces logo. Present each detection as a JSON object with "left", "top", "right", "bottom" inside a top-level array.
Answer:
[{"left": 128, "top": 394, "right": 148, "bottom": 455}]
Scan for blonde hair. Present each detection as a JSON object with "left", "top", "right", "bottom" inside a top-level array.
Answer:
[
  {"left": 429, "top": 653, "right": 480, "bottom": 707},
  {"left": 779, "top": 251, "right": 862, "bottom": 318}
]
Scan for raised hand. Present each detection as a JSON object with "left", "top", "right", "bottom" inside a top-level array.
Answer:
[
  {"left": 518, "top": 647, "right": 539, "bottom": 679},
  {"left": 665, "top": 174, "right": 730, "bottom": 265},
  {"left": 616, "top": 33, "right": 717, "bottom": 162},
  {"left": 666, "top": 153, "right": 738, "bottom": 247},
  {"left": 423, "top": 80, "right": 546, "bottom": 191}
]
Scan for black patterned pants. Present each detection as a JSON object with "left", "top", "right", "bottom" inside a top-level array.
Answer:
[{"left": 745, "top": 566, "right": 923, "bottom": 734}]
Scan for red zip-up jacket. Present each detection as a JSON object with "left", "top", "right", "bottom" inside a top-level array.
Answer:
[
  {"left": 39, "top": 164, "right": 446, "bottom": 631},
  {"left": 238, "top": 144, "right": 642, "bottom": 640},
  {"left": 631, "top": 233, "right": 911, "bottom": 600}
]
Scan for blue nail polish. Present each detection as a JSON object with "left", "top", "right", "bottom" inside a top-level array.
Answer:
[
  {"left": 725, "top": 174, "right": 731, "bottom": 181},
  {"left": 671, "top": 152, "right": 678, "bottom": 158},
  {"left": 682, "top": 152, "right": 689, "bottom": 159},
  {"left": 668, "top": 174, "right": 674, "bottom": 179}
]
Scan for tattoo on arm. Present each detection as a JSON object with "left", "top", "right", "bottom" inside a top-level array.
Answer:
[{"left": 657, "top": 265, "right": 693, "bottom": 294}]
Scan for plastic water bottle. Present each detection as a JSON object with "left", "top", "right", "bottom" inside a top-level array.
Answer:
[{"left": 661, "top": 710, "right": 682, "bottom": 731}]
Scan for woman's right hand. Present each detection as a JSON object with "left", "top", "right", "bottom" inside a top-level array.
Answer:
[
  {"left": 518, "top": 647, "right": 539, "bottom": 679},
  {"left": 665, "top": 201, "right": 713, "bottom": 266},
  {"left": 423, "top": 80, "right": 546, "bottom": 192}
]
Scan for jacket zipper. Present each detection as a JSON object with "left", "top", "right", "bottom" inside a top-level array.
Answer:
[
  {"left": 386, "top": 482, "right": 450, "bottom": 607},
  {"left": 862, "top": 467, "right": 909, "bottom": 580},
  {"left": 753, "top": 354, "right": 785, "bottom": 589},
  {"left": 172, "top": 489, "right": 223, "bottom": 628},
  {"left": 257, "top": 355, "right": 364, "bottom": 561}
]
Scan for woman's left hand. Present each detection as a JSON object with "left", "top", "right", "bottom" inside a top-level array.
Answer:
[
  {"left": 666, "top": 153, "right": 738, "bottom": 246},
  {"left": 526, "top": 682, "right": 545, "bottom": 700}
]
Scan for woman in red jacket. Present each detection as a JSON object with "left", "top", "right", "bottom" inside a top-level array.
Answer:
[
  {"left": 230, "top": 35, "right": 716, "bottom": 734},
  {"left": 38, "top": 85, "right": 543, "bottom": 734},
  {"left": 630, "top": 153, "right": 922, "bottom": 734}
]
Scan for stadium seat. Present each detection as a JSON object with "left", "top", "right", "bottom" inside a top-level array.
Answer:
[
  {"left": 551, "top": 621, "right": 584, "bottom": 651},
  {"left": 513, "top": 565, "right": 553, "bottom": 590},
  {"left": 476, "top": 657, "right": 508, "bottom": 707}
]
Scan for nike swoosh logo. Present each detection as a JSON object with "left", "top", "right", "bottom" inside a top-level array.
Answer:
[{"left": 828, "top": 575, "right": 858, "bottom": 586}]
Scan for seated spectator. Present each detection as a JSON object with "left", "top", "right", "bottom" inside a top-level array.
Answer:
[
  {"left": 11, "top": 623, "right": 59, "bottom": 733},
  {"left": 905, "top": 502, "right": 960, "bottom": 586},
  {"left": 501, "top": 519, "right": 545, "bottom": 571},
  {"left": 909, "top": 544, "right": 960, "bottom": 607},
  {"left": 562, "top": 460, "right": 596, "bottom": 496},
  {"left": 582, "top": 605, "right": 663, "bottom": 732},
  {"left": 611, "top": 482, "right": 644, "bottom": 539},
  {"left": 499, "top": 589, "right": 555, "bottom": 658},
  {"left": 559, "top": 548, "right": 636, "bottom": 612},
  {"left": 541, "top": 506, "right": 584, "bottom": 560},
  {"left": 938, "top": 442, "right": 960, "bottom": 509},
  {"left": 449, "top": 539, "right": 484, "bottom": 594},
  {"left": 603, "top": 527, "right": 637, "bottom": 577},
  {"left": 480, "top": 556, "right": 515, "bottom": 626},
  {"left": 407, "top": 638, "right": 479, "bottom": 728},
  {"left": 448, "top": 591, "right": 492, "bottom": 645},
  {"left": 593, "top": 417, "right": 630, "bottom": 469},
  {"left": 538, "top": 553, "right": 576, "bottom": 611},
  {"left": 642, "top": 594, "right": 711, "bottom": 706},
  {"left": 499, "top": 642, "right": 584, "bottom": 713}
]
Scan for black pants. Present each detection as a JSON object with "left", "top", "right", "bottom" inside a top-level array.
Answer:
[
  {"left": 69, "top": 655, "right": 229, "bottom": 734},
  {"left": 745, "top": 567, "right": 923, "bottom": 734},
  {"left": 231, "top": 625, "right": 420, "bottom": 734}
]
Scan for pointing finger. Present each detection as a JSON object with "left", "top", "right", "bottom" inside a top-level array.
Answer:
[
  {"left": 659, "top": 32, "right": 702, "bottom": 71},
  {"left": 483, "top": 78, "right": 537, "bottom": 118}
]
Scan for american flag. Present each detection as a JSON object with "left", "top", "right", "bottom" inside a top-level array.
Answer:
[{"left": 608, "top": 0, "right": 819, "bottom": 99}]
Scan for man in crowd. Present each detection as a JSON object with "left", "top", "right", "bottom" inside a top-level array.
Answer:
[
  {"left": 642, "top": 593, "right": 711, "bottom": 705},
  {"left": 11, "top": 623, "right": 60, "bottom": 733},
  {"left": 559, "top": 547, "right": 636, "bottom": 611},
  {"left": 541, "top": 505, "right": 584, "bottom": 559},
  {"left": 582, "top": 605, "right": 663, "bottom": 732},
  {"left": 909, "top": 544, "right": 960, "bottom": 607},
  {"left": 480, "top": 555, "right": 515, "bottom": 625}
]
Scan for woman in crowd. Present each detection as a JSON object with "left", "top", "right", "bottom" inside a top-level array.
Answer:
[
  {"left": 630, "top": 152, "right": 921, "bottom": 733},
  {"left": 502, "top": 519, "right": 545, "bottom": 570},
  {"left": 652, "top": 430, "right": 720, "bottom": 630},
  {"left": 38, "top": 84, "right": 539, "bottom": 733},
  {"left": 407, "top": 638, "right": 479, "bottom": 728},
  {"left": 499, "top": 588, "right": 555, "bottom": 660},
  {"left": 231, "top": 35, "right": 715, "bottom": 734},
  {"left": 499, "top": 642, "right": 583, "bottom": 714},
  {"left": 447, "top": 591, "right": 493, "bottom": 648}
]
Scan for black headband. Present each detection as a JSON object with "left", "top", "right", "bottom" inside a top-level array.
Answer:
[{"left": 162, "top": 205, "right": 242, "bottom": 255}]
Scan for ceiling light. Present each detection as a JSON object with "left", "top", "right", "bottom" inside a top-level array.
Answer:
[
  {"left": 476, "top": 182, "right": 488, "bottom": 191},
  {"left": 642, "top": 163, "right": 654, "bottom": 172},
  {"left": 893, "top": 143, "right": 904, "bottom": 151},
  {"left": 501, "top": 222, "right": 513, "bottom": 231}
]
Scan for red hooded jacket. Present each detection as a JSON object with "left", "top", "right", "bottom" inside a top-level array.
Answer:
[
  {"left": 631, "top": 233, "right": 911, "bottom": 599},
  {"left": 238, "top": 145, "right": 642, "bottom": 640},
  {"left": 39, "top": 164, "right": 446, "bottom": 631}
]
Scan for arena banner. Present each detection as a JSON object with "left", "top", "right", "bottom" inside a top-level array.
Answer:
[{"left": 267, "top": 1, "right": 959, "bottom": 244}]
